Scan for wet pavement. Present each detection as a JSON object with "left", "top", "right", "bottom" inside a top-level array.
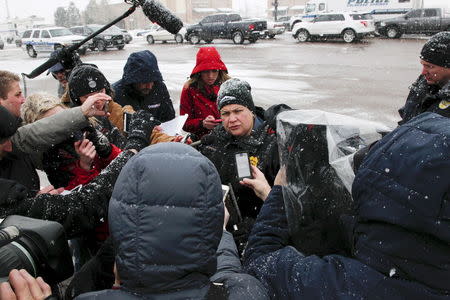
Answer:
[{"left": 0, "top": 32, "right": 429, "bottom": 128}]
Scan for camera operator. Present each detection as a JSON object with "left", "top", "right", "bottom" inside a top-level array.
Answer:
[
  {"left": 0, "top": 108, "right": 156, "bottom": 238},
  {"left": 0, "top": 269, "right": 52, "bottom": 300},
  {"left": 0, "top": 70, "right": 112, "bottom": 196}
]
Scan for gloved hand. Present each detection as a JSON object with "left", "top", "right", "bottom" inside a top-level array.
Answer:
[
  {"left": 125, "top": 110, "right": 160, "bottom": 151},
  {"left": 84, "top": 125, "right": 112, "bottom": 158}
]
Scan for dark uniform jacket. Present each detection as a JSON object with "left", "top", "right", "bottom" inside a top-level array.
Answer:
[
  {"left": 200, "top": 105, "right": 290, "bottom": 220},
  {"left": 398, "top": 75, "right": 450, "bottom": 125},
  {"left": 112, "top": 50, "right": 175, "bottom": 122},
  {"left": 244, "top": 112, "right": 450, "bottom": 299}
]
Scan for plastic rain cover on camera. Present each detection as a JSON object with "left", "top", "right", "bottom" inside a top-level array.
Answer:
[{"left": 277, "top": 110, "right": 390, "bottom": 254}]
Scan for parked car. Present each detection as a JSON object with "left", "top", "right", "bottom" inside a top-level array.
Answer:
[
  {"left": 375, "top": 8, "right": 450, "bottom": 38},
  {"left": 261, "top": 20, "right": 285, "bottom": 38},
  {"left": 15, "top": 33, "right": 22, "bottom": 47},
  {"left": 185, "top": 13, "right": 267, "bottom": 44},
  {"left": 145, "top": 26, "right": 186, "bottom": 44},
  {"left": 0, "top": 38, "right": 4, "bottom": 50},
  {"left": 135, "top": 24, "right": 160, "bottom": 37},
  {"left": 70, "top": 24, "right": 125, "bottom": 51},
  {"left": 120, "top": 29, "right": 133, "bottom": 43},
  {"left": 277, "top": 16, "right": 292, "bottom": 31},
  {"left": 290, "top": 14, "right": 307, "bottom": 31},
  {"left": 292, "top": 12, "right": 375, "bottom": 43},
  {"left": 21, "top": 27, "right": 89, "bottom": 58}
]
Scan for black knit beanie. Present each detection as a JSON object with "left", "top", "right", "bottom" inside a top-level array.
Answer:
[
  {"left": 420, "top": 32, "right": 450, "bottom": 68},
  {"left": 68, "top": 64, "right": 110, "bottom": 105},
  {"left": 217, "top": 78, "right": 255, "bottom": 112},
  {"left": 0, "top": 105, "right": 19, "bottom": 141}
]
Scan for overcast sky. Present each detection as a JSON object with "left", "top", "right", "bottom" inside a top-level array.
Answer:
[{"left": 1, "top": 0, "right": 449, "bottom": 23}]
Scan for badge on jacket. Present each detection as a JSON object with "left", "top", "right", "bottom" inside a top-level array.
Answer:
[
  {"left": 249, "top": 156, "right": 258, "bottom": 167},
  {"left": 438, "top": 100, "right": 450, "bottom": 110}
]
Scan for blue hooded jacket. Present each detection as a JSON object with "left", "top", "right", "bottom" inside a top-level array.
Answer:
[{"left": 113, "top": 50, "right": 175, "bottom": 122}]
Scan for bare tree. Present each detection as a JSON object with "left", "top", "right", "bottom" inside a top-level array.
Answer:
[
  {"left": 54, "top": 7, "right": 68, "bottom": 27},
  {"left": 67, "top": 1, "right": 82, "bottom": 27}
]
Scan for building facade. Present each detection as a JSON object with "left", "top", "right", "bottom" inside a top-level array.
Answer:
[
  {"left": 101, "top": 0, "right": 308, "bottom": 30},
  {"left": 267, "top": 0, "right": 307, "bottom": 18}
]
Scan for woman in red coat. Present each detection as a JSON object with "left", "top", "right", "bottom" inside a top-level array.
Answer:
[{"left": 180, "top": 47, "right": 231, "bottom": 138}]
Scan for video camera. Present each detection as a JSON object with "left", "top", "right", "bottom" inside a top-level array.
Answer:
[{"left": 0, "top": 215, "right": 74, "bottom": 284}]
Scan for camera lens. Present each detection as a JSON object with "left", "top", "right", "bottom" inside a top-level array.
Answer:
[{"left": 0, "top": 242, "right": 37, "bottom": 278}]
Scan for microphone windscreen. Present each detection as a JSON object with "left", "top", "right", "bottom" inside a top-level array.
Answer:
[{"left": 141, "top": 0, "right": 183, "bottom": 35}]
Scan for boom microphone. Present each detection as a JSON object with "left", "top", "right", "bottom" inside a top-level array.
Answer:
[
  {"left": 190, "top": 134, "right": 216, "bottom": 148},
  {"left": 140, "top": 0, "right": 183, "bottom": 34}
]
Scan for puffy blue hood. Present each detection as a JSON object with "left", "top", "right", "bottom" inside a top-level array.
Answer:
[
  {"left": 121, "top": 50, "right": 163, "bottom": 85},
  {"left": 109, "top": 143, "right": 224, "bottom": 295},
  {"left": 352, "top": 112, "right": 450, "bottom": 292}
]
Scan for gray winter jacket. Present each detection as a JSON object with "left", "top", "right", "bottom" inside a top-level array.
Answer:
[{"left": 12, "top": 106, "right": 88, "bottom": 153}]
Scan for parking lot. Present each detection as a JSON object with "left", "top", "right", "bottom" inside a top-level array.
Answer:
[{"left": 0, "top": 32, "right": 428, "bottom": 128}]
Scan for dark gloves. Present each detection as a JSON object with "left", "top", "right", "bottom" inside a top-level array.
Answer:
[
  {"left": 84, "top": 126, "right": 112, "bottom": 158},
  {"left": 125, "top": 110, "right": 160, "bottom": 151},
  {"left": 0, "top": 179, "right": 29, "bottom": 206}
]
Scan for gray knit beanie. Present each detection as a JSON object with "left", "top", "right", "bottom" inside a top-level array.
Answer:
[{"left": 217, "top": 78, "right": 255, "bottom": 112}]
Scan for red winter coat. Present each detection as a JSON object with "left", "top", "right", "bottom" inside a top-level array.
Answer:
[
  {"left": 180, "top": 84, "right": 221, "bottom": 138},
  {"left": 180, "top": 47, "right": 228, "bottom": 138},
  {"left": 65, "top": 144, "right": 121, "bottom": 242},
  {"left": 65, "top": 144, "right": 122, "bottom": 190}
]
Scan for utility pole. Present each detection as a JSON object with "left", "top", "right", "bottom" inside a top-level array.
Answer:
[
  {"left": 5, "top": 0, "right": 11, "bottom": 19},
  {"left": 411, "top": 0, "right": 423, "bottom": 9},
  {"left": 273, "top": 0, "right": 279, "bottom": 21}
]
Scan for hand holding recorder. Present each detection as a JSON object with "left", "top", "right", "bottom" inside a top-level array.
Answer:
[{"left": 202, "top": 115, "right": 221, "bottom": 130}]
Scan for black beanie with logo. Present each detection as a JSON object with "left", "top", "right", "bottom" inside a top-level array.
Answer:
[
  {"left": 68, "top": 64, "right": 111, "bottom": 105},
  {"left": 217, "top": 78, "right": 255, "bottom": 112},
  {"left": 420, "top": 31, "right": 450, "bottom": 68},
  {"left": 0, "top": 105, "right": 19, "bottom": 141}
]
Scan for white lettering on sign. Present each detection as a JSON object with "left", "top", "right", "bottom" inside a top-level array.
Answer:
[{"left": 347, "top": 0, "right": 389, "bottom": 6}]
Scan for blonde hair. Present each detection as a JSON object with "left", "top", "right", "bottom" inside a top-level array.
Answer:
[{"left": 21, "top": 93, "right": 66, "bottom": 124}]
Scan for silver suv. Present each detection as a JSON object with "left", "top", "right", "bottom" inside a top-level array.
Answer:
[{"left": 21, "top": 27, "right": 88, "bottom": 58}]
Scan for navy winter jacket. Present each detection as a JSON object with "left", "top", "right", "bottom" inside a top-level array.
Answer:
[
  {"left": 112, "top": 50, "right": 175, "bottom": 122},
  {"left": 244, "top": 112, "right": 450, "bottom": 299},
  {"left": 77, "top": 143, "right": 268, "bottom": 300}
]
